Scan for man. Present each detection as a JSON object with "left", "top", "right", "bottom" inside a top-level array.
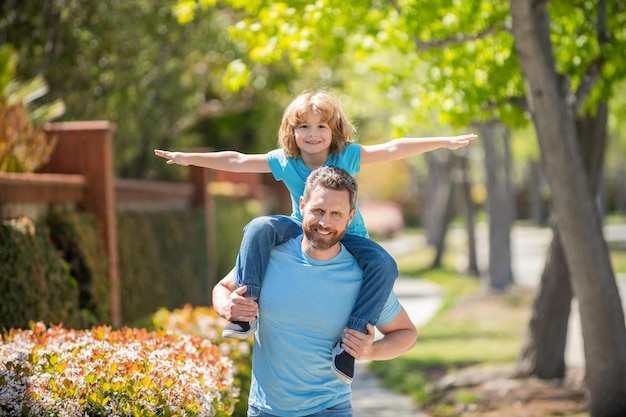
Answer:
[{"left": 213, "top": 166, "right": 417, "bottom": 417}]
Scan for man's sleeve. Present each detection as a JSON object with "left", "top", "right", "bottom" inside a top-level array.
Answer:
[{"left": 376, "top": 292, "right": 402, "bottom": 326}]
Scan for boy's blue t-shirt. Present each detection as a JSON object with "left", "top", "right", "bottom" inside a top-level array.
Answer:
[
  {"left": 267, "top": 143, "right": 368, "bottom": 238},
  {"left": 249, "top": 236, "right": 402, "bottom": 416}
]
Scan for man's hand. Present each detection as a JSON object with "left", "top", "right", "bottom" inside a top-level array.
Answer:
[
  {"left": 340, "top": 324, "right": 376, "bottom": 360},
  {"left": 212, "top": 272, "right": 259, "bottom": 322},
  {"left": 221, "top": 286, "right": 258, "bottom": 322}
]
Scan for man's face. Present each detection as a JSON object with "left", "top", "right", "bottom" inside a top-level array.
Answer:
[{"left": 300, "top": 186, "right": 355, "bottom": 257}]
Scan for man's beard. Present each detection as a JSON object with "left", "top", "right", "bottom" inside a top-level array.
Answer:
[{"left": 303, "top": 223, "right": 346, "bottom": 251}]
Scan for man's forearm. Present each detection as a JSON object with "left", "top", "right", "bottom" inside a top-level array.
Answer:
[
  {"left": 368, "top": 328, "right": 417, "bottom": 361},
  {"left": 212, "top": 282, "right": 233, "bottom": 320}
]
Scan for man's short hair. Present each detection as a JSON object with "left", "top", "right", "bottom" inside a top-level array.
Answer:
[{"left": 303, "top": 166, "right": 358, "bottom": 209}]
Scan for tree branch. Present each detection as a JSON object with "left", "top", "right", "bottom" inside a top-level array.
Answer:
[{"left": 412, "top": 25, "right": 498, "bottom": 51}]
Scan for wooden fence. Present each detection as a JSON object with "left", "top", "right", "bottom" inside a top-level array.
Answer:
[{"left": 0, "top": 121, "right": 288, "bottom": 326}]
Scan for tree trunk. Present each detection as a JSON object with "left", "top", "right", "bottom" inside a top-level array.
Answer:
[
  {"left": 423, "top": 153, "right": 452, "bottom": 247},
  {"left": 455, "top": 152, "right": 480, "bottom": 276},
  {"left": 430, "top": 174, "right": 455, "bottom": 269},
  {"left": 516, "top": 225, "right": 571, "bottom": 378},
  {"left": 422, "top": 153, "right": 456, "bottom": 268},
  {"left": 510, "top": 2, "right": 626, "bottom": 415},
  {"left": 516, "top": 101, "right": 609, "bottom": 379},
  {"left": 527, "top": 160, "right": 548, "bottom": 226},
  {"left": 480, "top": 121, "right": 514, "bottom": 290}
]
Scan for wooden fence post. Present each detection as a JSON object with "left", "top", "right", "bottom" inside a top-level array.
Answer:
[{"left": 43, "top": 121, "right": 121, "bottom": 327}]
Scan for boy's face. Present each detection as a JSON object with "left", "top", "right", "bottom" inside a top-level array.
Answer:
[
  {"left": 294, "top": 110, "right": 333, "bottom": 158},
  {"left": 300, "top": 185, "right": 355, "bottom": 259}
]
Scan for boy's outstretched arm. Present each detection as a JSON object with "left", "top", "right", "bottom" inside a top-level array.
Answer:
[
  {"left": 154, "top": 149, "right": 272, "bottom": 173},
  {"left": 360, "top": 133, "right": 478, "bottom": 165}
]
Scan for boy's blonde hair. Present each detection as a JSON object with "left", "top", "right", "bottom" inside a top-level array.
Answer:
[{"left": 278, "top": 90, "right": 355, "bottom": 158}]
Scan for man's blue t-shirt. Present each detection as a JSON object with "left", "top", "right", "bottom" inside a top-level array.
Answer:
[
  {"left": 267, "top": 143, "right": 368, "bottom": 238},
  {"left": 248, "top": 236, "right": 402, "bottom": 416}
]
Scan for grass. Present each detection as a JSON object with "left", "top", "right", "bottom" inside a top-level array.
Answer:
[{"left": 370, "top": 264, "right": 533, "bottom": 406}]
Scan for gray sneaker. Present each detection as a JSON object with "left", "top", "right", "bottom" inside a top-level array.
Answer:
[{"left": 222, "top": 318, "right": 257, "bottom": 339}]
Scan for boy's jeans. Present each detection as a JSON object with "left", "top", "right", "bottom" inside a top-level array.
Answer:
[{"left": 234, "top": 215, "right": 398, "bottom": 333}]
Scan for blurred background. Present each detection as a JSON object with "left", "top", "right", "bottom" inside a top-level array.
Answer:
[{"left": 3, "top": 1, "right": 626, "bottom": 415}]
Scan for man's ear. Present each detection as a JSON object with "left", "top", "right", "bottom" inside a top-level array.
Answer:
[
  {"left": 348, "top": 208, "right": 356, "bottom": 224},
  {"left": 299, "top": 196, "right": 306, "bottom": 215}
]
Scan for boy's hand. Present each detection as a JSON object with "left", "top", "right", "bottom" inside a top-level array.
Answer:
[
  {"left": 154, "top": 149, "right": 189, "bottom": 165},
  {"left": 446, "top": 133, "right": 478, "bottom": 150}
]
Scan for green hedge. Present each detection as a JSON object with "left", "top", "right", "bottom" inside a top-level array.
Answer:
[
  {"left": 117, "top": 197, "right": 259, "bottom": 326},
  {"left": 0, "top": 212, "right": 107, "bottom": 331},
  {"left": 0, "top": 196, "right": 259, "bottom": 329}
]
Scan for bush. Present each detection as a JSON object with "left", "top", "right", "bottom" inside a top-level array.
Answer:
[
  {"left": 0, "top": 322, "right": 238, "bottom": 417},
  {"left": 46, "top": 211, "right": 110, "bottom": 324},
  {"left": 117, "top": 198, "right": 259, "bottom": 326},
  {"left": 0, "top": 217, "right": 88, "bottom": 331},
  {"left": 117, "top": 209, "right": 210, "bottom": 325},
  {"left": 152, "top": 305, "right": 253, "bottom": 417}
]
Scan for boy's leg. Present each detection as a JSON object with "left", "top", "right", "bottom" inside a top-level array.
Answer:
[
  {"left": 341, "top": 234, "right": 398, "bottom": 332},
  {"left": 330, "top": 234, "right": 398, "bottom": 383},
  {"left": 222, "top": 215, "right": 302, "bottom": 339}
]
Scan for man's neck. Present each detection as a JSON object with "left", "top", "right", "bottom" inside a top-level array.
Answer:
[{"left": 301, "top": 238, "right": 342, "bottom": 261}]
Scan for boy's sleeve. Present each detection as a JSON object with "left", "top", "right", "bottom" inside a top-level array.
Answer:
[
  {"left": 267, "top": 149, "right": 286, "bottom": 180},
  {"left": 341, "top": 144, "right": 362, "bottom": 175}
]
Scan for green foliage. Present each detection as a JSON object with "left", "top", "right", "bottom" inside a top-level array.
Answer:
[
  {"left": 213, "top": 195, "right": 261, "bottom": 278},
  {"left": 0, "top": 322, "right": 238, "bottom": 416},
  {"left": 0, "top": 0, "right": 293, "bottom": 180},
  {"left": 0, "top": 217, "right": 88, "bottom": 331},
  {"left": 179, "top": 0, "right": 626, "bottom": 138},
  {"left": 117, "top": 199, "right": 258, "bottom": 325},
  {"left": 0, "top": 45, "right": 65, "bottom": 173},
  {"left": 117, "top": 209, "right": 210, "bottom": 325}
]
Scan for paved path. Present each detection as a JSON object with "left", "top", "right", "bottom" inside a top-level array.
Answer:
[
  {"left": 350, "top": 277, "right": 438, "bottom": 417},
  {"left": 351, "top": 236, "right": 440, "bottom": 416},
  {"left": 350, "top": 224, "right": 626, "bottom": 416}
]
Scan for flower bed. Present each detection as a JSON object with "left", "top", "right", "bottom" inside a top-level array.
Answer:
[
  {"left": 152, "top": 305, "right": 253, "bottom": 417},
  {"left": 0, "top": 322, "right": 238, "bottom": 416}
]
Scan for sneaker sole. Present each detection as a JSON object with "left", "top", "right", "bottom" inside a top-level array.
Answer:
[
  {"left": 222, "top": 319, "right": 257, "bottom": 339},
  {"left": 222, "top": 329, "right": 255, "bottom": 339},
  {"left": 331, "top": 343, "right": 353, "bottom": 384},
  {"left": 331, "top": 364, "right": 353, "bottom": 385}
]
